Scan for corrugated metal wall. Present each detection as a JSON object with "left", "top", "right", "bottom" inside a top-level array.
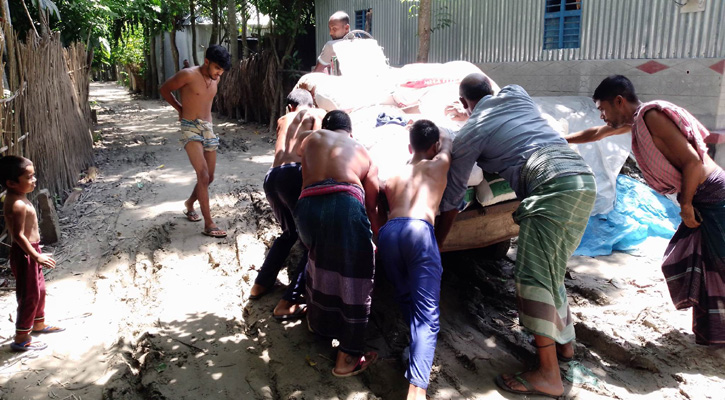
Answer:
[{"left": 315, "top": 0, "right": 725, "bottom": 65}]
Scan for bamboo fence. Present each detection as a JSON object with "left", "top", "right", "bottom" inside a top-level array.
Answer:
[
  {"left": 0, "top": 28, "right": 94, "bottom": 201},
  {"left": 215, "top": 50, "right": 304, "bottom": 132}
]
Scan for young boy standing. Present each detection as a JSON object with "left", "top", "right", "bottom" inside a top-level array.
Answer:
[
  {"left": 377, "top": 120, "right": 451, "bottom": 399},
  {"left": 1, "top": 156, "right": 64, "bottom": 352}
]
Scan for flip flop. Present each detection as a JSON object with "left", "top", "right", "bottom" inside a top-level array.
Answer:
[
  {"left": 202, "top": 227, "right": 227, "bottom": 238},
  {"left": 331, "top": 351, "right": 378, "bottom": 378},
  {"left": 495, "top": 373, "right": 562, "bottom": 399},
  {"left": 10, "top": 339, "right": 48, "bottom": 352},
  {"left": 183, "top": 210, "right": 202, "bottom": 222},
  {"left": 32, "top": 325, "right": 65, "bottom": 334},
  {"left": 273, "top": 305, "right": 307, "bottom": 321}
]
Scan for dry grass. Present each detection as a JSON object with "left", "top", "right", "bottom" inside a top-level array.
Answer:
[{"left": 215, "top": 50, "right": 290, "bottom": 131}]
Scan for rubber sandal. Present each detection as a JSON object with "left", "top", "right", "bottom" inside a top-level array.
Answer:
[
  {"left": 32, "top": 325, "right": 65, "bottom": 334},
  {"left": 10, "top": 340, "right": 48, "bottom": 352},
  {"left": 183, "top": 210, "right": 202, "bottom": 222},
  {"left": 331, "top": 352, "right": 378, "bottom": 378},
  {"left": 273, "top": 305, "right": 307, "bottom": 321},
  {"left": 495, "top": 373, "right": 562, "bottom": 399},
  {"left": 202, "top": 227, "right": 227, "bottom": 238}
]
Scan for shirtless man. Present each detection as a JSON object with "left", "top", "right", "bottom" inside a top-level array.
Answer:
[
  {"left": 377, "top": 120, "right": 451, "bottom": 399},
  {"left": 160, "top": 45, "right": 231, "bottom": 238},
  {"left": 250, "top": 89, "right": 326, "bottom": 321},
  {"left": 294, "top": 110, "right": 382, "bottom": 377},
  {"left": 313, "top": 11, "right": 350, "bottom": 74}
]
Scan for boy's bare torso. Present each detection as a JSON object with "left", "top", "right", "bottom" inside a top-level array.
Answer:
[
  {"left": 3, "top": 195, "right": 40, "bottom": 243},
  {"left": 385, "top": 161, "right": 448, "bottom": 226},
  {"left": 178, "top": 66, "right": 218, "bottom": 122},
  {"left": 300, "top": 130, "right": 371, "bottom": 189}
]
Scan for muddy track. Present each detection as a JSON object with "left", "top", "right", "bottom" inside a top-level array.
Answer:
[{"left": 4, "top": 83, "right": 724, "bottom": 400}]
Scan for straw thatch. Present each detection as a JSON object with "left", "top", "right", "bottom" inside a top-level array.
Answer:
[
  {"left": 215, "top": 50, "right": 304, "bottom": 132},
  {"left": 0, "top": 27, "right": 94, "bottom": 200},
  {"left": 216, "top": 50, "right": 278, "bottom": 125}
]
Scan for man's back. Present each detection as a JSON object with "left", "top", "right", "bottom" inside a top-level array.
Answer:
[
  {"left": 274, "top": 109, "right": 324, "bottom": 167},
  {"left": 300, "top": 130, "right": 371, "bottom": 189}
]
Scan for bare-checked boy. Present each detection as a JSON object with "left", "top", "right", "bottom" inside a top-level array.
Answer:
[
  {"left": 377, "top": 120, "right": 451, "bottom": 399},
  {"left": 1, "top": 156, "right": 65, "bottom": 352}
]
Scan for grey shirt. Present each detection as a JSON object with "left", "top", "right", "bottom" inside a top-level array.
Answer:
[{"left": 440, "top": 85, "right": 568, "bottom": 212}]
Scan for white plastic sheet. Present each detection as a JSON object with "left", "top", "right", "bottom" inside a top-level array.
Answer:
[{"left": 534, "top": 96, "right": 632, "bottom": 215}]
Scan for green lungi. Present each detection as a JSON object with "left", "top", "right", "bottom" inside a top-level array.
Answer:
[{"left": 513, "top": 146, "right": 596, "bottom": 343}]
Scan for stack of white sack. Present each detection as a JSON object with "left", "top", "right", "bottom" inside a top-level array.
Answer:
[{"left": 294, "top": 60, "right": 500, "bottom": 116}]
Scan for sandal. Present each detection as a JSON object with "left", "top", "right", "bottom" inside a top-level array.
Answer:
[
  {"left": 331, "top": 352, "right": 378, "bottom": 378},
  {"left": 495, "top": 373, "right": 562, "bottom": 399},
  {"left": 202, "top": 227, "right": 227, "bottom": 238},
  {"left": 183, "top": 210, "right": 202, "bottom": 222},
  {"left": 32, "top": 325, "right": 65, "bottom": 334},
  {"left": 10, "top": 339, "right": 48, "bottom": 352}
]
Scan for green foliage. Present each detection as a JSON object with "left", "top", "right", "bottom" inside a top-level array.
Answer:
[
  {"left": 32, "top": 0, "right": 61, "bottom": 19},
  {"left": 252, "top": 0, "right": 314, "bottom": 37},
  {"left": 112, "top": 25, "right": 145, "bottom": 68}
]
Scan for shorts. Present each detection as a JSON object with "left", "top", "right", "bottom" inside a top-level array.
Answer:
[{"left": 180, "top": 119, "right": 219, "bottom": 151}]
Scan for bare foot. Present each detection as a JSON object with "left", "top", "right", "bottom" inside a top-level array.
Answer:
[
  {"left": 14, "top": 332, "right": 31, "bottom": 345},
  {"left": 407, "top": 384, "right": 427, "bottom": 400},
  {"left": 184, "top": 199, "right": 196, "bottom": 214},
  {"left": 332, "top": 351, "right": 378, "bottom": 377},
  {"left": 501, "top": 368, "right": 564, "bottom": 398},
  {"left": 249, "top": 284, "right": 268, "bottom": 300},
  {"left": 31, "top": 322, "right": 65, "bottom": 333},
  {"left": 273, "top": 300, "right": 304, "bottom": 317},
  {"left": 557, "top": 341, "right": 574, "bottom": 360}
]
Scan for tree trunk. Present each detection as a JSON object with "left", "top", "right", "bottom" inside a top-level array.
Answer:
[
  {"left": 241, "top": 0, "right": 249, "bottom": 58},
  {"left": 37, "top": 4, "right": 48, "bottom": 36},
  {"left": 210, "top": 0, "right": 219, "bottom": 45},
  {"left": 1, "top": 0, "right": 19, "bottom": 91},
  {"left": 416, "top": 0, "right": 432, "bottom": 63},
  {"left": 150, "top": 34, "right": 159, "bottom": 98},
  {"left": 227, "top": 0, "right": 238, "bottom": 64},
  {"left": 170, "top": 28, "right": 180, "bottom": 73},
  {"left": 190, "top": 0, "right": 199, "bottom": 65},
  {"left": 160, "top": 32, "right": 166, "bottom": 83}
]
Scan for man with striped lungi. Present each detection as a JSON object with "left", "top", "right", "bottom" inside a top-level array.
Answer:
[
  {"left": 566, "top": 75, "right": 725, "bottom": 346},
  {"left": 437, "top": 74, "right": 596, "bottom": 398}
]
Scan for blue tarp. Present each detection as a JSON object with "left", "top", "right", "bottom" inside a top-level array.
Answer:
[{"left": 574, "top": 175, "right": 682, "bottom": 257}]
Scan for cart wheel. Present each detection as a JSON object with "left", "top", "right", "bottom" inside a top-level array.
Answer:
[{"left": 342, "top": 30, "right": 374, "bottom": 40}]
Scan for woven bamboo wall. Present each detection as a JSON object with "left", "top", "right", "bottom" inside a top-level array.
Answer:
[{"left": 0, "top": 28, "right": 94, "bottom": 200}]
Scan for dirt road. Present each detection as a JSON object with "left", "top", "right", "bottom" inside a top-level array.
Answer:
[{"left": 0, "top": 83, "right": 723, "bottom": 400}]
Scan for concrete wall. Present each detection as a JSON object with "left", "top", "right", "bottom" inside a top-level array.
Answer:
[{"left": 480, "top": 58, "right": 725, "bottom": 130}]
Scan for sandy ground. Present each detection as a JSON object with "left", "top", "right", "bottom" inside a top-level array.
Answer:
[{"left": 0, "top": 82, "right": 723, "bottom": 400}]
